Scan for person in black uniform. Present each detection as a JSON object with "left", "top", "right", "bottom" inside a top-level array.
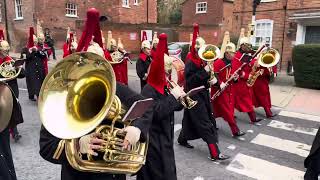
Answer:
[
  {"left": 304, "top": 126, "right": 320, "bottom": 180},
  {"left": 136, "top": 40, "right": 152, "bottom": 91},
  {"left": 0, "top": 33, "right": 25, "bottom": 142},
  {"left": 39, "top": 8, "right": 153, "bottom": 180},
  {"left": 137, "top": 33, "right": 184, "bottom": 180},
  {"left": 177, "top": 24, "right": 230, "bottom": 161},
  {"left": 25, "top": 27, "right": 47, "bottom": 101},
  {"left": 44, "top": 28, "right": 56, "bottom": 60}
]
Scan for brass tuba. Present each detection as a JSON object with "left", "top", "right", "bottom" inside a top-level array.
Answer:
[
  {"left": 247, "top": 47, "right": 280, "bottom": 87},
  {"left": 198, "top": 44, "right": 221, "bottom": 81},
  {"left": 38, "top": 52, "right": 148, "bottom": 174}
]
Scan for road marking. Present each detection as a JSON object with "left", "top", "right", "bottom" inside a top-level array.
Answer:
[
  {"left": 19, "top": 88, "right": 28, "bottom": 91},
  {"left": 226, "top": 153, "right": 305, "bottom": 180},
  {"left": 268, "top": 120, "right": 318, "bottom": 136},
  {"left": 279, "top": 110, "right": 320, "bottom": 123},
  {"left": 251, "top": 134, "right": 311, "bottom": 157},
  {"left": 174, "top": 124, "right": 182, "bottom": 133},
  {"left": 193, "top": 177, "right": 204, "bottom": 180}
]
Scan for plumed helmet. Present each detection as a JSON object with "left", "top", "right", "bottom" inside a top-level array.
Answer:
[
  {"left": 239, "top": 37, "right": 251, "bottom": 46},
  {"left": 141, "top": 40, "right": 151, "bottom": 50},
  {"left": 195, "top": 37, "right": 205, "bottom": 49},
  {"left": 164, "top": 54, "right": 173, "bottom": 74},
  {"left": 225, "top": 43, "right": 236, "bottom": 53},
  {"left": 87, "top": 41, "right": 105, "bottom": 58},
  {"left": 0, "top": 40, "right": 10, "bottom": 52},
  {"left": 110, "top": 38, "right": 117, "bottom": 47}
]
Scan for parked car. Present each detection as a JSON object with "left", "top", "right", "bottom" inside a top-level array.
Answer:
[{"left": 168, "top": 42, "right": 190, "bottom": 61}]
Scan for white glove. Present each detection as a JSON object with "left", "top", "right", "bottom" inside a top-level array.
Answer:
[
  {"left": 233, "top": 73, "right": 239, "bottom": 81},
  {"left": 204, "top": 64, "right": 211, "bottom": 73},
  {"left": 273, "top": 73, "right": 277, "bottom": 78},
  {"left": 142, "top": 73, "right": 148, "bottom": 80},
  {"left": 209, "top": 76, "right": 218, "bottom": 86},
  {"left": 79, "top": 133, "right": 104, "bottom": 156},
  {"left": 122, "top": 126, "right": 141, "bottom": 150},
  {"left": 220, "top": 82, "right": 227, "bottom": 90},
  {"left": 171, "top": 86, "right": 186, "bottom": 99}
]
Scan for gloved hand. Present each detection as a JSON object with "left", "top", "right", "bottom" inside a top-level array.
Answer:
[
  {"left": 233, "top": 73, "right": 239, "bottom": 81},
  {"left": 79, "top": 133, "right": 104, "bottom": 156},
  {"left": 171, "top": 86, "right": 186, "bottom": 99},
  {"left": 240, "top": 71, "right": 245, "bottom": 78},
  {"left": 220, "top": 82, "right": 227, "bottom": 90},
  {"left": 122, "top": 126, "right": 141, "bottom": 150},
  {"left": 204, "top": 64, "right": 211, "bottom": 73},
  {"left": 273, "top": 73, "right": 277, "bottom": 78},
  {"left": 142, "top": 73, "right": 148, "bottom": 80},
  {"left": 209, "top": 76, "right": 218, "bottom": 86}
]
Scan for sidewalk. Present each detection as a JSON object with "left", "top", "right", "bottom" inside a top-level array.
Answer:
[{"left": 270, "top": 72, "right": 320, "bottom": 116}]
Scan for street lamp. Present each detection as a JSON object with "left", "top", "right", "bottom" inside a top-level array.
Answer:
[{"left": 249, "top": 0, "right": 261, "bottom": 42}]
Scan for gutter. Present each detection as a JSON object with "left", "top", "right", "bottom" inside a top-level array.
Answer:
[{"left": 3, "top": 0, "right": 10, "bottom": 44}]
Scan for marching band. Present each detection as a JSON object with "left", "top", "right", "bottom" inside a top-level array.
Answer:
[{"left": 2, "top": 6, "right": 318, "bottom": 180}]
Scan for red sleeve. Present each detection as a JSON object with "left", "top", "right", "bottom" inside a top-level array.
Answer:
[
  {"left": 104, "top": 50, "right": 112, "bottom": 61},
  {"left": 45, "top": 44, "right": 52, "bottom": 56}
]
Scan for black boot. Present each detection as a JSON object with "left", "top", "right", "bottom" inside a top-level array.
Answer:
[
  {"left": 178, "top": 140, "right": 194, "bottom": 149},
  {"left": 233, "top": 130, "right": 246, "bottom": 137},
  {"left": 208, "top": 143, "right": 230, "bottom": 161}
]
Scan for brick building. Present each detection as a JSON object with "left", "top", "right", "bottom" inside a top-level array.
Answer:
[
  {"left": 0, "top": 0, "right": 157, "bottom": 52},
  {"left": 233, "top": 0, "right": 320, "bottom": 71},
  {"left": 179, "top": 0, "right": 234, "bottom": 45}
]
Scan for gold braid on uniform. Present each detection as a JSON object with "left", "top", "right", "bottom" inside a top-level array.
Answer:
[{"left": 53, "top": 140, "right": 66, "bottom": 160}]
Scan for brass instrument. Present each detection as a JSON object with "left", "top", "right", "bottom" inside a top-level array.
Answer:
[
  {"left": 247, "top": 47, "right": 280, "bottom": 87},
  {"left": 110, "top": 50, "right": 125, "bottom": 64},
  {"left": 38, "top": 52, "right": 148, "bottom": 174},
  {"left": 198, "top": 44, "right": 221, "bottom": 81},
  {"left": 166, "top": 78, "right": 197, "bottom": 109},
  {"left": 0, "top": 60, "right": 22, "bottom": 82},
  {"left": 0, "top": 81, "right": 14, "bottom": 132}
]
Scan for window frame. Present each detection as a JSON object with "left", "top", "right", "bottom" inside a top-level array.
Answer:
[
  {"left": 65, "top": 2, "right": 78, "bottom": 18},
  {"left": 122, "top": 0, "right": 130, "bottom": 8},
  {"left": 196, "top": 2, "right": 207, "bottom": 14},
  {"left": 14, "top": 0, "right": 23, "bottom": 20},
  {"left": 261, "top": 0, "right": 277, "bottom": 2},
  {"left": 253, "top": 19, "right": 274, "bottom": 47},
  {"left": 134, "top": 0, "right": 139, "bottom": 5}
]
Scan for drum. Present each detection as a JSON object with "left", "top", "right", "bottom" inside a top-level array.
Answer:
[{"left": 170, "top": 56, "right": 185, "bottom": 87}]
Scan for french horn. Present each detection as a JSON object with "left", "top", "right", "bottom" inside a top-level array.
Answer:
[
  {"left": 38, "top": 52, "right": 148, "bottom": 173},
  {"left": 0, "top": 60, "right": 22, "bottom": 81}
]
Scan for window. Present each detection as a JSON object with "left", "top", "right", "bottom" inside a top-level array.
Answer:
[
  {"left": 0, "top": 4, "right": 2, "bottom": 22},
  {"left": 122, "top": 0, "right": 129, "bottom": 7},
  {"left": 65, "top": 3, "right": 77, "bottom": 17},
  {"left": 134, "top": 0, "right": 139, "bottom": 5},
  {"left": 196, "top": 2, "right": 207, "bottom": 14},
  {"left": 254, "top": 19, "right": 274, "bottom": 46},
  {"left": 15, "top": 0, "right": 23, "bottom": 20},
  {"left": 261, "top": 0, "right": 277, "bottom": 2}
]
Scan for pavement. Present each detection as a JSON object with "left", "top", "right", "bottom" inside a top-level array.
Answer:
[{"left": 8, "top": 50, "right": 320, "bottom": 180}]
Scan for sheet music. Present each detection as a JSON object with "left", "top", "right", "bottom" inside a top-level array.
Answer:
[{"left": 122, "top": 98, "right": 154, "bottom": 122}]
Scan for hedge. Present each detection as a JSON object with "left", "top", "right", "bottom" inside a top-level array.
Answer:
[{"left": 292, "top": 44, "right": 320, "bottom": 89}]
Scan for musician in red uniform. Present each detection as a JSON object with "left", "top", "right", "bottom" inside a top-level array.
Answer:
[
  {"left": 36, "top": 32, "right": 52, "bottom": 75},
  {"left": 211, "top": 43, "right": 245, "bottom": 137},
  {"left": 136, "top": 40, "right": 152, "bottom": 91},
  {"left": 252, "top": 60, "right": 277, "bottom": 118},
  {"left": 150, "top": 32, "right": 159, "bottom": 59},
  {"left": 232, "top": 37, "right": 263, "bottom": 124},
  {"left": 0, "top": 30, "right": 25, "bottom": 142},
  {"left": 63, "top": 32, "right": 77, "bottom": 58}
]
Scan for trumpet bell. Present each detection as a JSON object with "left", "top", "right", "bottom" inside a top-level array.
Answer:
[
  {"left": 258, "top": 48, "right": 280, "bottom": 68},
  {"left": 38, "top": 52, "right": 116, "bottom": 139},
  {"left": 198, "top": 44, "right": 221, "bottom": 62}
]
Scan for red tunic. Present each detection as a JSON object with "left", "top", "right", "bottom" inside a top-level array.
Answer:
[
  {"left": 104, "top": 50, "right": 128, "bottom": 85},
  {"left": 232, "top": 51, "right": 255, "bottom": 112},
  {"left": 0, "top": 56, "right": 12, "bottom": 64},
  {"left": 211, "top": 59, "right": 235, "bottom": 121},
  {"left": 252, "top": 63, "right": 272, "bottom": 109},
  {"left": 62, "top": 43, "right": 69, "bottom": 58},
  {"left": 37, "top": 43, "right": 51, "bottom": 75}
]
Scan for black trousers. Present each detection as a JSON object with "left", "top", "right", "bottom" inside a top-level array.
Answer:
[
  {"left": 50, "top": 46, "right": 56, "bottom": 59},
  {"left": 304, "top": 150, "right": 320, "bottom": 180}
]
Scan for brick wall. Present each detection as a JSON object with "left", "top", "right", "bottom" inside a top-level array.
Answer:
[
  {"left": 233, "top": 0, "right": 320, "bottom": 71},
  {"left": 178, "top": 25, "right": 221, "bottom": 45},
  {"left": 119, "top": 0, "right": 157, "bottom": 24},
  {"left": 182, "top": 0, "right": 224, "bottom": 26},
  {"left": 222, "top": 1, "right": 234, "bottom": 33}
]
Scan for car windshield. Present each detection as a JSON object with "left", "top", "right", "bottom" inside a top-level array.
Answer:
[{"left": 168, "top": 44, "right": 180, "bottom": 50}]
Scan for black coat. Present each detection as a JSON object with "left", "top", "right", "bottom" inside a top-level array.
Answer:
[
  {"left": 304, "top": 126, "right": 320, "bottom": 169},
  {"left": 136, "top": 56, "right": 152, "bottom": 91},
  {"left": 178, "top": 60, "right": 218, "bottom": 144},
  {"left": 39, "top": 83, "right": 153, "bottom": 180},
  {"left": 137, "top": 84, "right": 183, "bottom": 180},
  {"left": 2, "top": 68, "right": 25, "bottom": 128},
  {"left": 0, "top": 128, "right": 17, "bottom": 180},
  {"left": 25, "top": 49, "right": 47, "bottom": 97}
]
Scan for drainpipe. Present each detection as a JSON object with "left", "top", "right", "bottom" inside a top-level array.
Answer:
[
  {"left": 3, "top": 0, "right": 10, "bottom": 44},
  {"left": 147, "top": 0, "right": 149, "bottom": 23},
  {"left": 280, "top": 0, "right": 288, "bottom": 72}
]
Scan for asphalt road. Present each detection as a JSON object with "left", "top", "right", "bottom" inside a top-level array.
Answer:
[{"left": 9, "top": 61, "right": 317, "bottom": 180}]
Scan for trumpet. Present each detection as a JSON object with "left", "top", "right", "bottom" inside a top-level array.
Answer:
[{"left": 166, "top": 78, "right": 197, "bottom": 109}]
